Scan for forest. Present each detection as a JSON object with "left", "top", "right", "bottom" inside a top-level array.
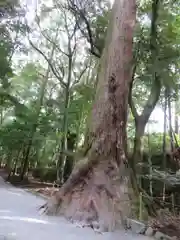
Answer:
[{"left": 1, "top": 0, "right": 180, "bottom": 237}]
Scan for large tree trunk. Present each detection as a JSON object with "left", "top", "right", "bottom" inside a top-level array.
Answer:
[{"left": 44, "top": 0, "right": 136, "bottom": 231}]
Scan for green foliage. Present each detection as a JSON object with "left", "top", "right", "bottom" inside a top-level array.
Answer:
[
  {"left": 142, "top": 133, "right": 180, "bottom": 154},
  {"left": 0, "top": 0, "right": 19, "bottom": 19},
  {"left": 133, "top": 0, "right": 180, "bottom": 110},
  {"left": 32, "top": 167, "right": 57, "bottom": 182},
  {"left": 0, "top": 0, "right": 179, "bottom": 190},
  {"left": 0, "top": 25, "right": 13, "bottom": 87},
  {"left": 91, "top": 9, "right": 109, "bottom": 56},
  {"left": 0, "top": 0, "right": 23, "bottom": 91}
]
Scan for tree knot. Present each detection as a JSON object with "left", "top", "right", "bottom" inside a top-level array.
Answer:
[{"left": 108, "top": 73, "right": 117, "bottom": 94}]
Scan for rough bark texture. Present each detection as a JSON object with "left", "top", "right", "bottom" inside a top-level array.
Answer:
[
  {"left": 43, "top": 0, "right": 136, "bottom": 231},
  {"left": 63, "top": 132, "right": 77, "bottom": 182}
]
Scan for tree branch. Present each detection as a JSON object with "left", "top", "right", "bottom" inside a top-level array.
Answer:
[
  {"left": 0, "top": 89, "right": 28, "bottom": 112},
  {"left": 139, "top": 0, "right": 161, "bottom": 124},
  {"left": 140, "top": 77, "right": 161, "bottom": 124},
  {"left": 68, "top": 0, "right": 101, "bottom": 58},
  {"left": 40, "top": 29, "right": 69, "bottom": 57},
  {"left": 28, "top": 39, "right": 67, "bottom": 88},
  {"left": 72, "top": 62, "right": 89, "bottom": 86},
  {"left": 128, "top": 35, "right": 144, "bottom": 120},
  {"left": 130, "top": 0, "right": 161, "bottom": 127}
]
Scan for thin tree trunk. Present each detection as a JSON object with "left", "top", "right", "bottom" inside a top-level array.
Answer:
[
  {"left": 129, "top": 0, "right": 161, "bottom": 174},
  {"left": 162, "top": 88, "right": 167, "bottom": 201},
  {"left": 20, "top": 31, "right": 58, "bottom": 181},
  {"left": 167, "top": 88, "right": 174, "bottom": 152},
  {"left": 20, "top": 145, "right": 27, "bottom": 173},
  {"left": 44, "top": 0, "right": 136, "bottom": 231},
  {"left": 147, "top": 129, "right": 153, "bottom": 197},
  {"left": 175, "top": 100, "right": 179, "bottom": 135},
  {"left": 0, "top": 108, "right": 3, "bottom": 124},
  {"left": 7, "top": 148, "right": 22, "bottom": 180},
  {"left": 63, "top": 131, "right": 77, "bottom": 182},
  {"left": 57, "top": 87, "right": 70, "bottom": 183},
  {"left": 131, "top": 120, "right": 145, "bottom": 174},
  {"left": 57, "top": 38, "right": 73, "bottom": 183},
  {"left": 20, "top": 139, "right": 33, "bottom": 180},
  {"left": 7, "top": 156, "right": 14, "bottom": 180},
  {"left": 6, "top": 151, "right": 12, "bottom": 172},
  {"left": 12, "top": 156, "right": 19, "bottom": 176}
]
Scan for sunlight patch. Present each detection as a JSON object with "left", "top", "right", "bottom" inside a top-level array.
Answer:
[{"left": 0, "top": 216, "right": 51, "bottom": 224}]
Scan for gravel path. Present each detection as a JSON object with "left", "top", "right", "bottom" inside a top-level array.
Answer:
[{"left": 0, "top": 177, "right": 153, "bottom": 240}]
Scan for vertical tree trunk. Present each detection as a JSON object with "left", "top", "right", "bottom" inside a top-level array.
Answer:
[
  {"left": 20, "top": 31, "right": 58, "bottom": 181},
  {"left": 7, "top": 148, "right": 21, "bottom": 180},
  {"left": 5, "top": 151, "right": 12, "bottom": 172},
  {"left": 63, "top": 131, "right": 77, "bottom": 182},
  {"left": 20, "top": 138, "right": 33, "bottom": 180},
  {"left": 0, "top": 108, "right": 3, "bottom": 124},
  {"left": 44, "top": 0, "right": 136, "bottom": 231},
  {"left": 162, "top": 88, "right": 167, "bottom": 200},
  {"left": 129, "top": 0, "right": 161, "bottom": 175},
  {"left": 174, "top": 96, "right": 179, "bottom": 136},
  {"left": 167, "top": 88, "right": 174, "bottom": 152},
  {"left": 57, "top": 41, "right": 73, "bottom": 183},
  {"left": 131, "top": 119, "right": 146, "bottom": 174},
  {"left": 57, "top": 87, "right": 70, "bottom": 183}
]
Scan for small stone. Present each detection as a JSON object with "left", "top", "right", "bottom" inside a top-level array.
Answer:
[
  {"left": 125, "top": 218, "right": 131, "bottom": 229},
  {"left": 129, "top": 219, "right": 146, "bottom": 234},
  {"left": 154, "top": 231, "right": 165, "bottom": 239},
  {"left": 91, "top": 221, "right": 99, "bottom": 230},
  {"left": 145, "top": 227, "right": 154, "bottom": 237}
]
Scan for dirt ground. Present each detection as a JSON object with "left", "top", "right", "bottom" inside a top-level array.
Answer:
[
  {"left": 1, "top": 168, "right": 179, "bottom": 238},
  {"left": 0, "top": 168, "right": 57, "bottom": 198}
]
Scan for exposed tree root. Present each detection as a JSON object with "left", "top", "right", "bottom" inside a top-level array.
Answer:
[{"left": 41, "top": 158, "right": 133, "bottom": 232}]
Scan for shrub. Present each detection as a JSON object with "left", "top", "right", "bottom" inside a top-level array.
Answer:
[
  {"left": 32, "top": 167, "right": 56, "bottom": 183},
  {"left": 149, "top": 209, "right": 180, "bottom": 238},
  {"left": 32, "top": 168, "right": 43, "bottom": 179}
]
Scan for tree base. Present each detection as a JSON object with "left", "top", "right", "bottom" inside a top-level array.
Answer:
[{"left": 41, "top": 157, "right": 134, "bottom": 232}]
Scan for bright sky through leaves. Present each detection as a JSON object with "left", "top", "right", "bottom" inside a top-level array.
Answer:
[{"left": 20, "top": 0, "right": 169, "bottom": 134}]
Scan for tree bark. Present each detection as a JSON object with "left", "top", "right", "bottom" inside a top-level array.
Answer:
[
  {"left": 44, "top": 0, "right": 136, "bottom": 231},
  {"left": 175, "top": 100, "right": 179, "bottom": 135},
  {"left": 162, "top": 88, "right": 167, "bottom": 200},
  {"left": 63, "top": 131, "right": 77, "bottom": 182},
  {"left": 167, "top": 88, "right": 174, "bottom": 152},
  {"left": 131, "top": 119, "right": 146, "bottom": 174}
]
